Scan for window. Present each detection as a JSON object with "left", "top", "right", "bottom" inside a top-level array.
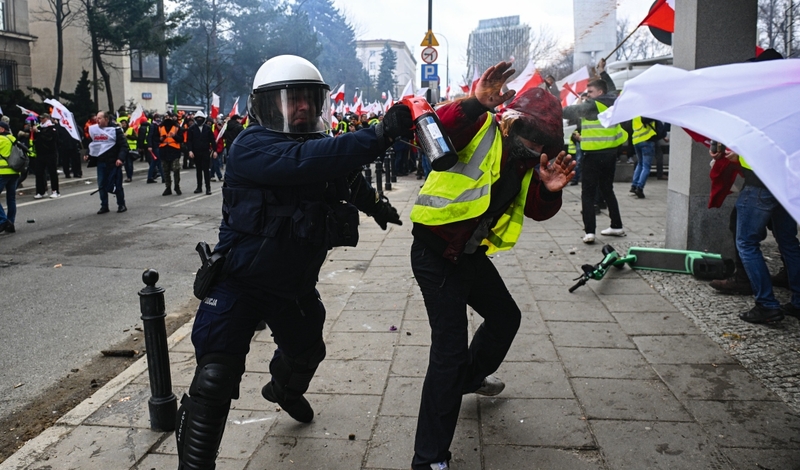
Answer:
[
  {"left": 130, "top": 50, "right": 165, "bottom": 81},
  {"left": 0, "top": 60, "right": 16, "bottom": 91},
  {"left": 0, "top": 0, "right": 6, "bottom": 31}
]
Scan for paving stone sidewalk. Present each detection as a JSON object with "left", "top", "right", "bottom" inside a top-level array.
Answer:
[{"left": 3, "top": 174, "right": 800, "bottom": 470}]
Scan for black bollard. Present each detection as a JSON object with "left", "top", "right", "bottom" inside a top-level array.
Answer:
[
  {"left": 363, "top": 164, "right": 372, "bottom": 186},
  {"left": 374, "top": 157, "right": 384, "bottom": 197},
  {"left": 384, "top": 150, "right": 393, "bottom": 190},
  {"left": 386, "top": 147, "right": 397, "bottom": 184},
  {"left": 138, "top": 269, "right": 177, "bottom": 432}
]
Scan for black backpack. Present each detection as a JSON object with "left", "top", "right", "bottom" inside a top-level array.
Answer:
[
  {"left": 1, "top": 137, "right": 30, "bottom": 173},
  {"left": 654, "top": 120, "right": 668, "bottom": 140}
]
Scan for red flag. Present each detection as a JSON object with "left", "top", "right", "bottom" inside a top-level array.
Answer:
[
  {"left": 640, "top": 0, "right": 675, "bottom": 33},
  {"left": 459, "top": 84, "right": 470, "bottom": 93},
  {"left": 228, "top": 97, "right": 239, "bottom": 118},
  {"left": 332, "top": 84, "right": 345, "bottom": 103},
  {"left": 210, "top": 93, "right": 220, "bottom": 119}
]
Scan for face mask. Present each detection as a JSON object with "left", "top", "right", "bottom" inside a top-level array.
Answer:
[
  {"left": 195, "top": 119, "right": 205, "bottom": 126},
  {"left": 508, "top": 135, "right": 542, "bottom": 161}
]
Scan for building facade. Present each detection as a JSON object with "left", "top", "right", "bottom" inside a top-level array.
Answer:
[
  {"left": 0, "top": 0, "right": 35, "bottom": 92},
  {"left": 354, "top": 39, "right": 416, "bottom": 99},
  {"left": 28, "top": 0, "right": 168, "bottom": 113},
  {"left": 467, "top": 16, "right": 530, "bottom": 81},
  {"left": 572, "top": 0, "right": 617, "bottom": 69}
]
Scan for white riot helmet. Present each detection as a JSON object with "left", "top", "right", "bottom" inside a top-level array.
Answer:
[{"left": 248, "top": 55, "right": 331, "bottom": 134}]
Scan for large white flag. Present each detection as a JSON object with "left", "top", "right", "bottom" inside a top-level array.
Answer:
[
  {"left": 599, "top": 60, "right": 800, "bottom": 223},
  {"left": 44, "top": 98, "right": 80, "bottom": 141},
  {"left": 401, "top": 79, "right": 414, "bottom": 99}
]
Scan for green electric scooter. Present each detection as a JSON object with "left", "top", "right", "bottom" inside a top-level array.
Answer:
[{"left": 569, "top": 245, "right": 734, "bottom": 293}]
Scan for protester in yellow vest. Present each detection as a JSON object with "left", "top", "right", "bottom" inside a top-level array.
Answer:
[
  {"left": 563, "top": 58, "right": 627, "bottom": 244},
  {"left": 119, "top": 116, "right": 137, "bottom": 182},
  {"left": 629, "top": 116, "right": 659, "bottom": 198},
  {"left": 407, "top": 61, "right": 574, "bottom": 470},
  {"left": 0, "top": 122, "right": 19, "bottom": 233}
]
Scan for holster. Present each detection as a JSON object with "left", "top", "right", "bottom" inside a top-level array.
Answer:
[
  {"left": 193, "top": 241, "right": 226, "bottom": 300},
  {"left": 326, "top": 201, "right": 359, "bottom": 249}
]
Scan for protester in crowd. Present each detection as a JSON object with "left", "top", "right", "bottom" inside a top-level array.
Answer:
[
  {"left": 562, "top": 58, "right": 627, "bottom": 244},
  {"left": 56, "top": 118, "right": 82, "bottom": 179},
  {"left": 85, "top": 111, "right": 127, "bottom": 214},
  {"left": 407, "top": 62, "right": 574, "bottom": 470},
  {"left": 173, "top": 54, "right": 411, "bottom": 470},
  {"left": 119, "top": 116, "right": 138, "bottom": 182},
  {"left": 187, "top": 111, "right": 215, "bottom": 195},
  {"left": 157, "top": 112, "right": 184, "bottom": 195},
  {"left": 32, "top": 113, "right": 60, "bottom": 199},
  {"left": 628, "top": 116, "right": 661, "bottom": 199},
  {"left": 16, "top": 122, "right": 33, "bottom": 188},
  {"left": 0, "top": 121, "right": 20, "bottom": 234},
  {"left": 211, "top": 116, "right": 225, "bottom": 182},
  {"left": 146, "top": 113, "right": 165, "bottom": 184}
]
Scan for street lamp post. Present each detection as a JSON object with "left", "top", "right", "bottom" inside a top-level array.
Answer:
[{"left": 433, "top": 32, "right": 450, "bottom": 91}]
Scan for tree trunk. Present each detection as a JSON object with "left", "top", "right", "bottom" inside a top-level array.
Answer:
[{"left": 53, "top": 0, "right": 64, "bottom": 96}]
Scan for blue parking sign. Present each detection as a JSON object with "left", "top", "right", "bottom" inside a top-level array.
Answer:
[{"left": 421, "top": 64, "right": 438, "bottom": 81}]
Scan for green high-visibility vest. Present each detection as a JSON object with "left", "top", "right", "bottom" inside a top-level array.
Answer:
[
  {"left": 124, "top": 127, "right": 138, "bottom": 150},
  {"left": 631, "top": 116, "right": 657, "bottom": 145},
  {"left": 410, "top": 113, "right": 533, "bottom": 255},
  {"left": 567, "top": 140, "right": 577, "bottom": 155},
  {"left": 580, "top": 101, "right": 628, "bottom": 151}
]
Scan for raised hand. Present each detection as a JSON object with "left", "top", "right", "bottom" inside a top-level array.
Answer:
[
  {"left": 474, "top": 62, "right": 517, "bottom": 109},
  {"left": 538, "top": 151, "right": 576, "bottom": 192}
]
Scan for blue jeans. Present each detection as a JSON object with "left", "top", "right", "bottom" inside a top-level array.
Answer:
[
  {"left": 573, "top": 145, "right": 583, "bottom": 182},
  {"left": 632, "top": 141, "right": 655, "bottom": 189},
  {"left": 736, "top": 185, "right": 800, "bottom": 309},
  {"left": 0, "top": 174, "right": 19, "bottom": 224},
  {"left": 124, "top": 151, "right": 136, "bottom": 179},
  {"left": 97, "top": 162, "right": 126, "bottom": 209},
  {"left": 211, "top": 155, "right": 223, "bottom": 180}
]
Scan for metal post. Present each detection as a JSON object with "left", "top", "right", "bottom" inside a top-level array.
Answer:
[
  {"left": 385, "top": 150, "right": 393, "bottom": 190},
  {"left": 138, "top": 269, "right": 177, "bottom": 432},
  {"left": 387, "top": 147, "right": 397, "bottom": 183},
  {"left": 374, "top": 157, "right": 384, "bottom": 197},
  {"left": 363, "top": 164, "right": 372, "bottom": 186}
]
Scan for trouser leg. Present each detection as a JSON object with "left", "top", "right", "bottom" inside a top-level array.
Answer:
[
  {"left": 597, "top": 153, "right": 623, "bottom": 229},
  {"left": 175, "top": 353, "right": 245, "bottom": 470},
  {"left": 581, "top": 155, "right": 600, "bottom": 234}
]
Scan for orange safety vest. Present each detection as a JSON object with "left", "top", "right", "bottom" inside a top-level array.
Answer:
[{"left": 159, "top": 125, "right": 181, "bottom": 149}]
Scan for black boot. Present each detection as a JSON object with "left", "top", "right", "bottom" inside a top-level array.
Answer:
[
  {"left": 194, "top": 186, "right": 203, "bottom": 194},
  {"left": 261, "top": 340, "right": 326, "bottom": 423},
  {"left": 174, "top": 171, "right": 182, "bottom": 195},
  {"left": 206, "top": 184, "right": 212, "bottom": 195}
]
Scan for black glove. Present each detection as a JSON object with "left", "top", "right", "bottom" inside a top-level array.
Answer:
[
  {"left": 372, "top": 195, "right": 402, "bottom": 230},
  {"left": 378, "top": 104, "right": 414, "bottom": 143}
]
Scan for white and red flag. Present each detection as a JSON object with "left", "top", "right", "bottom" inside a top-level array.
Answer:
[
  {"left": 354, "top": 92, "right": 363, "bottom": 115},
  {"left": 43, "top": 98, "right": 80, "bottom": 141},
  {"left": 640, "top": 0, "right": 675, "bottom": 33},
  {"left": 505, "top": 60, "right": 544, "bottom": 97},
  {"left": 16, "top": 105, "right": 38, "bottom": 118},
  {"left": 469, "top": 68, "right": 482, "bottom": 95},
  {"left": 383, "top": 91, "right": 393, "bottom": 112},
  {"left": 210, "top": 93, "right": 220, "bottom": 119},
  {"left": 556, "top": 66, "right": 590, "bottom": 107},
  {"left": 332, "top": 84, "right": 346, "bottom": 103},
  {"left": 445, "top": 85, "right": 451, "bottom": 101},
  {"left": 401, "top": 79, "right": 414, "bottom": 99},
  {"left": 128, "top": 103, "right": 148, "bottom": 132},
  {"left": 228, "top": 97, "right": 239, "bottom": 117}
]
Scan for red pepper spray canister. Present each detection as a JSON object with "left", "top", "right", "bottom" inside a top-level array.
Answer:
[{"left": 400, "top": 96, "right": 458, "bottom": 172}]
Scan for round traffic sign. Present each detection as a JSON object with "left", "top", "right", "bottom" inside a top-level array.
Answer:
[{"left": 421, "top": 46, "right": 438, "bottom": 64}]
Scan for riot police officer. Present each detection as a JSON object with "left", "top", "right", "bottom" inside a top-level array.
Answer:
[{"left": 175, "top": 55, "right": 414, "bottom": 469}]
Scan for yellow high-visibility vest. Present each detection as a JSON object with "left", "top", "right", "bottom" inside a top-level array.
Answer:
[
  {"left": 631, "top": 116, "right": 657, "bottom": 145},
  {"left": 580, "top": 101, "right": 627, "bottom": 151},
  {"left": 410, "top": 113, "right": 533, "bottom": 254}
]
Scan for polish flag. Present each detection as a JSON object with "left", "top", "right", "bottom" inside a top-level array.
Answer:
[
  {"left": 556, "top": 66, "right": 590, "bottom": 107},
  {"left": 640, "top": 0, "right": 675, "bottom": 33},
  {"left": 469, "top": 68, "right": 481, "bottom": 95},
  {"left": 401, "top": 79, "right": 414, "bottom": 99},
  {"left": 459, "top": 83, "right": 470, "bottom": 93},
  {"left": 332, "top": 84, "right": 346, "bottom": 103},
  {"left": 354, "top": 93, "right": 363, "bottom": 115},
  {"left": 16, "top": 105, "right": 39, "bottom": 118},
  {"left": 505, "top": 60, "right": 544, "bottom": 96},
  {"left": 129, "top": 103, "right": 148, "bottom": 132},
  {"left": 445, "top": 85, "right": 451, "bottom": 101},
  {"left": 383, "top": 90, "right": 393, "bottom": 112},
  {"left": 210, "top": 93, "right": 220, "bottom": 119},
  {"left": 228, "top": 97, "right": 239, "bottom": 117},
  {"left": 43, "top": 99, "right": 80, "bottom": 141}
]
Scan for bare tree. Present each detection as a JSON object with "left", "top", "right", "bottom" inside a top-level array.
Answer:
[
  {"left": 539, "top": 46, "right": 574, "bottom": 82},
  {"left": 614, "top": 18, "right": 671, "bottom": 61},
  {"left": 31, "top": 0, "right": 81, "bottom": 97},
  {"left": 759, "top": 0, "right": 798, "bottom": 57}
]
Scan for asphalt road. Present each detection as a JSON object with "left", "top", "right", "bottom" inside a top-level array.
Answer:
[{"left": 0, "top": 162, "right": 221, "bottom": 422}]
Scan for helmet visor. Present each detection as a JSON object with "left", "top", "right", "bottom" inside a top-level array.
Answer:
[{"left": 248, "top": 86, "right": 331, "bottom": 134}]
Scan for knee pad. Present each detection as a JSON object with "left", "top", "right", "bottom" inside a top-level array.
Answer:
[{"left": 189, "top": 353, "right": 246, "bottom": 403}]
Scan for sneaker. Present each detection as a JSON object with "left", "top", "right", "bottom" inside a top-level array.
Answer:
[
  {"left": 600, "top": 227, "right": 626, "bottom": 237},
  {"left": 629, "top": 185, "right": 637, "bottom": 193},
  {"left": 709, "top": 276, "right": 753, "bottom": 295},
  {"left": 635, "top": 188, "right": 645, "bottom": 199},
  {"left": 474, "top": 375, "right": 505, "bottom": 396},
  {"left": 117, "top": 206, "right": 127, "bottom": 213},
  {"left": 210, "top": 177, "right": 217, "bottom": 182},
  {"left": 34, "top": 193, "right": 44, "bottom": 199},
  {"left": 4, "top": 222, "right": 15, "bottom": 233},
  {"left": 206, "top": 188, "right": 212, "bottom": 195},
  {"left": 162, "top": 188, "right": 172, "bottom": 196},
  {"left": 124, "top": 178, "right": 132, "bottom": 183},
  {"left": 175, "top": 187, "right": 182, "bottom": 195},
  {"left": 97, "top": 207, "right": 110, "bottom": 214},
  {"left": 261, "top": 382, "right": 314, "bottom": 423},
  {"left": 429, "top": 462, "right": 450, "bottom": 470},
  {"left": 739, "top": 305, "right": 783, "bottom": 324},
  {"left": 50, "top": 191, "right": 60, "bottom": 198},
  {"left": 781, "top": 303, "right": 800, "bottom": 319},
  {"left": 771, "top": 267, "right": 789, "bottom": 288},
  {"left": 582, "top": 233, "right": 596, "bottom": 244}
]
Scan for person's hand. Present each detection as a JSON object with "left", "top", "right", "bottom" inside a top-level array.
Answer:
[
  {"left": 116, "top": 159, "right": 123, "bottom": 167},
  {"left": 372, "top": 195, "right": 402, "bottom": 230},
  {"left": 83, "top": 155, "right": 88, "bottom": 162},
  {"left": 380, "top": 104, "right": 414, "bottom": 143},
  {"left": 189, "top": 151, "right": 195, "bottom": 159},
  {"left": 723, "top": 148, "right": 739, "bottom": 162},
  {"left": 596, "top": 58, "right": 606, "bottom": 74},
  {"left": 474, "top": 61, "right": 516, "bottom": 108},
  {"left": 538, "top": 151, "right": 576, "bottom": 192}
]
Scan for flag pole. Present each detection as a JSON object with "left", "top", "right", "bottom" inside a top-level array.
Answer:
[{"left": 603, "top": 25, "right": 640, "bottom": 62}]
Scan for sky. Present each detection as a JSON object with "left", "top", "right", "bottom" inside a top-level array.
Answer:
[{"left": 330, "top": 0, "right": 655, "bottom": 88}]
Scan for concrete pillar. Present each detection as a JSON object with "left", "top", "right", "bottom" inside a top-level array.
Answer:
[{"left": 666, "top": 0, "right": 758, "bottom": 257}]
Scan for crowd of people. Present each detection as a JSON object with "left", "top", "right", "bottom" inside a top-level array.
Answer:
[{"left": 0, "top": 108, "right": 246, "bottom": 231}]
